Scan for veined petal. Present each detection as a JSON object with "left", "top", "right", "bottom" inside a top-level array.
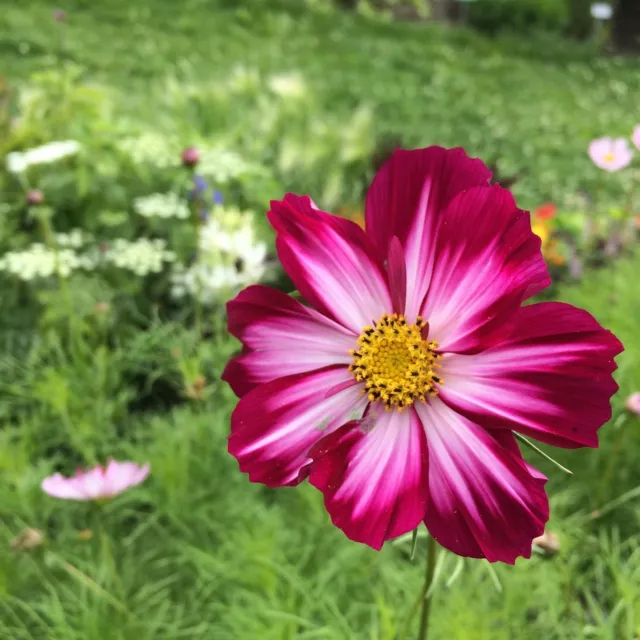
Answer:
[
  {"left": 229, "top": 367, "right": 368, "bottom": 488},
  {"left": 103, "top": 460, "right": 150, "bottom": 496},
  {"left": 364, "top": 147, "right": 492, "bottom": 320},
  {"left": 308, "top": 407, "right": 428, "bottom": 550},
  {"left": 268, "top": 194, "right": 392, "bottom": 333},
  {"left": 223, "top": 285, "right": 356, "bottom": 396},
  {"left": 439, "top": 302, "right": 623, "bottom": 448},
  {"left": 422, "top": 185, "right": 550, "bottom": 353},
  {"left": 41, "top": 474, "right": 87, "bottom": 500},
  {"left": 416, "top": 399, "right": 548, "bottom": 564}
]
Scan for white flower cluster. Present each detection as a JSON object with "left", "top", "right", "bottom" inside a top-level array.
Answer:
[
  {"left": 55, "top": 229, "right": 89, "bottom": 248},
  {"left": 0, "top": 243, "right": 94, "bottom": 280},
  {"left": 6, "top": 140, "right": 80, "bottom": 174},
  {"left": 105, "top": 238, "right": 175, "bottom": 276},
  {"left": 118, "top": 132, "right": 178, "bottom": 169},
  {"left": 268, "top": 73, "right": 307, "bottom": 100},
  {"left": 171, "top": 206, "right": 267, "bottom": 304},
  {"left": 134, "top": 192, "right": 189, "bottom": 220},
  {"left": 198, "top": 148, "right": 252, "bottom": 183}
]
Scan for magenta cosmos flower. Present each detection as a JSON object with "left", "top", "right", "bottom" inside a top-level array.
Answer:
[
  {"left": 588, "top": 137, "right": 633, "bottom": 172},
  {"left": 42, "top": 460, "right": 150, "bottom": 501},
  {"left": 223, "top": 146, "right": 622, "bottom": 564}
]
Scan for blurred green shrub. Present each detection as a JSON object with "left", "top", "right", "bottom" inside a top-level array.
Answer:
[{"left": 467, "top": 0, "right": 569, "bottom": 34}]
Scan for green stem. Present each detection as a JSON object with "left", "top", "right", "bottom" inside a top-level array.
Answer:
[
  {"left": 186, "top": 173, "right": 204, "bottom": 338},
  {"left": 596, "top": 416, "right": 628, "bottom": 505},
  {"left": 194, "top": 211, "right": 203, "bottom": 339},
  {"left": 417, "top": 535, "right": 438, "bottom": 640},
  {"left": 37, "top": 211, "right": 76, "bottom": 346}
]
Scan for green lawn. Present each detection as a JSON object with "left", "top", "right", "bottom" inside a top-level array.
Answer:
[{"left": 1, "top": 1, "right": 640, "bottom": 639}]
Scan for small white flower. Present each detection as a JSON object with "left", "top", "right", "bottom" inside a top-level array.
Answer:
[
  {"left": 6, "top": 140, "right": 80, "bottom": 174},
  {"left": 0, "top": 243, "right": 87, "bottom": 280},
  {"left": 119, "top": 132, "right": 178, "bottom": 169},
  {"left": 6, "top": 152, "right": 27, "bottom": 173},
  {"left": 198, "top": 149, "right": 251, "bottom": 184},
  {"left": 171, "top": 206, "right": 268, "bottom": 304},
  {"left": 134, "top": 193, "right": 189, "bottom": 220},
  {"left": 105, "top": 238, "right": 175, "bottom": 276},
  {"left": 268, "top": 73, "right": 307, "bottom": 99},
  {"left": 55, "top": 229, "right": 89, "bottom": 248}
]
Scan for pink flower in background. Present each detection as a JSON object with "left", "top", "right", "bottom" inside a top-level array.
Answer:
[
  {"left": 223, "top": 146, "right": 622, "bottom": 564},
  {"left": 588, "top": 137, "right": 633, "bottom": 172},
  {"left": 632, "top": 126, "right": 640, "bottom": 151},
  {"left": 626, "top": 392, "right": 640, "bottom": 415},
  {"left": 42, "top": 460, "right": 150, "bottom": 501}
]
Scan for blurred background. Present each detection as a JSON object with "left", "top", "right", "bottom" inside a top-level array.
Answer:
[{"left": 1, "top": 0, "right": 640, "bottom": 638}]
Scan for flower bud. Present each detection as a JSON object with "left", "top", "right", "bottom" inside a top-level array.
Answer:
[
  {"left": 27, "top": 189, "right": 44, "bottom": 206},
  {"left": 181, "top": 146, "right": 200, "bottom": 168}
]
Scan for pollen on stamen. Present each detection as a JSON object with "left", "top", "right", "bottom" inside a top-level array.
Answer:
[{"left": 349, "top": 313, "right": 443, "bottom": 411}]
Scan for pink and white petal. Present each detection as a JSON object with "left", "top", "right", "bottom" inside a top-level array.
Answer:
[
  {"left": 267, "top": 194, "right": 392, "bottom": 332},
  {"left": 439, "top": 302, "right": 623, "bottom": 448},
  {"left": 229, "top": 366, "right": 369, "bottom": 488},
  {"left": 308, "top": 407, "right": 428, "bottom": 551},
  {"left": 76, "top": 467, "right": 109, "bottom": 500},
  {"left": 416, "top": 399, "right": 548, "bottom": 564},
  {"left": 364, "top": 147, "right": 492, "bottom": 320},
  {"left": 223, "top": 285, "right": 356, "bottom": 396},
  {"left": 421, "top": 185, "right": 550, "bottom": 353},
  {"left": 41, "top": 474, "right": 87, "bottom": 500},
  {"left": 103, "top": 461, "right": 150, "bottom": 497},
  {"left": 387, "top": 236, "right": 407, "bottom": 315}
]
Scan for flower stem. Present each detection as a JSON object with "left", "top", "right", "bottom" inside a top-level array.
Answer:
[
  {"left": 596, "top": 414, "right": 628, "bottom": 505},
  {"left": 37, "top": 210, "right": 76, "bottom": 346},
  {"left": 417, "top": 534, "right": 438, "bottom": 640}
]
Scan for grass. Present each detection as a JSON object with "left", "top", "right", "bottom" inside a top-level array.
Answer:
[{"left": 1, "top": 1, "right": 640, "bottom": 638}]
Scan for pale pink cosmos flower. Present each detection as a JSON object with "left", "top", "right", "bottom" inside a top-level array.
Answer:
[
  {"left": 588, "top": 137, "right": 633, "bottom": 172},
  {"left": 626, "top": 392, "right": 640, "bottom": 415},
  {"left": 632, "top": 126, "right": 640, "bottom": 151},
  {"left": 41, "top": 460, "right": 150, "bottom": 501}
]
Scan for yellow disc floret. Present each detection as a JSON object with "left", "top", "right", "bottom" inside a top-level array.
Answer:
[{"left": 348, "top": 313, "right": 443, "bottom": 411}]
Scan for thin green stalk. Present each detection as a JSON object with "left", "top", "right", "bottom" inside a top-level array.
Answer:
[
  {"left": 194, "top": 211, "right": 203, "bottom": 338},
  {"left": 417, "top": 534, "right": 438, "bottom": 640},
  {"left": 596, "top": 415, "right": 628, "bottom": 505},
  {"left": 37, "top": 210, "right": 76, "bottom": 347},
  {"left": 186, "top": 175, "right": 204, "bottom": 338},
  {"left": 401, "top": 535, "right": 438, "bottom": 640}
]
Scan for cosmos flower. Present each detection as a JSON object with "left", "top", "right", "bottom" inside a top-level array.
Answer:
[
  {"left": 588, "top": 137, "right": 633, "bottom": 172},
  {"left": 223, "top": 146, "right": 622, "bottom": 563},
  {"left": 42, "top": 460, "right": 150, "bottom": 501},
  {"left": 632, "top": 125, "right": 640, "bottom": 151},
  {"left": 626, "top": 392, "right": 640, "bottom": 415}
]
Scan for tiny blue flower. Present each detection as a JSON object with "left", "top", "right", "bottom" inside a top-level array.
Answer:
[{"left": 213, "top": 189, "right": 224, "bottom": 205}]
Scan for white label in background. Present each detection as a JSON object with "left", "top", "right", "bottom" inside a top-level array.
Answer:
[{"left": 591, "top": 3, "right": 613, "bottom": 20}]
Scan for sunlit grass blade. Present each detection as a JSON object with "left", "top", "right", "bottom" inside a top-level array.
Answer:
[{"left": 514, "top": 432, "right": 573, "bottom": 475}]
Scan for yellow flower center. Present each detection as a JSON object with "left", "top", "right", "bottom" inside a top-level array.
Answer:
[
  {"left": 604, "top": 152, "right": 615, "bottom": 163},
  {"left": 349, "top": 313, "right": 442, "bottom": 411}
]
